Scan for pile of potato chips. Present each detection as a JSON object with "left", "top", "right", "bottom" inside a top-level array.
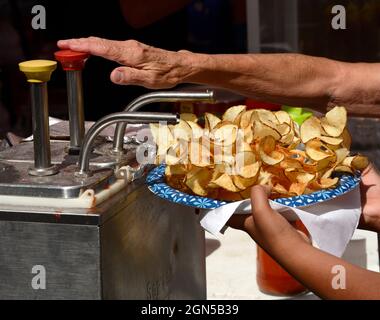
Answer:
[{"left": 150, "top": 106, "right": 368, "bottom": 201}]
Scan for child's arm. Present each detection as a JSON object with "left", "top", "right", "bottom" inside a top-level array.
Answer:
[{"left": 228, "top": 185, "right": 380, "bottom": 300}]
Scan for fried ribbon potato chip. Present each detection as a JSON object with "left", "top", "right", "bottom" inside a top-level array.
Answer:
[
  {"left": 259, "top": 136, "right": 285, "bottom": 165},
  {"left": 320, "top": 107, "right": 347, "bottom": 138},
  {"left": 185, "top": 167, "right": 212, "bottom": 196},
  {"left": 180, "top": 113, "right": 198, "bottom": 123},
  {"left": 172, "top": 120, "right": 193, "bottom": 141},
  {"left": 300, "top": 116, "right": 322, "bottom": 143},
  {"left": 222, "top": 105, "right": 246, "bottom": 123},
  {"left": 151, "top": 105, "right": 368, "bottom": 201},
  {"left": 187, "top": 121, "right": 204, "bottom": 139},
  {"left": 254, "top": 121, "right": 281, "bottom": 141},
  {"left": 211, "top": 123, "right": 238, "bottom": 146},
  {"left": 205, "top": 113, "right": 221, "bottom": 131},
  {"left": 210, "top": 173, "right": 241, "bottom": 193},
  {"left": 305, "top": 139, "right": 335, "bottom": 162}
]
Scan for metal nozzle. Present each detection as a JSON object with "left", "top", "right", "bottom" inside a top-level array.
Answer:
[
  {"left": 112, "top": 91, "right": 214, "bottom": 154},
  {"left": 76, "top": 112, "right": 179, "bottom": 177},
  {"left": 28, "top": 83, "right": 59, "bottom": 176},
  {"left": 66, "top": 70, "right": 85, "bottom": 154},
  {"left": 55, "top": 50, "right": 89, "bottom": 154}
]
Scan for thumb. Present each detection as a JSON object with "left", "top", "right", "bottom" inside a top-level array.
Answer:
[
  {"left": 110, "top": 67, "right": 149, "bottom": 86},
  {"left": 250, "top": 185, "right": 273, "bottom": 220}
]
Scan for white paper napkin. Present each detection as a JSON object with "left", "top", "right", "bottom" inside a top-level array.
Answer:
[{"left": 200, "top": 186, "right": 361, "bottom": 257}]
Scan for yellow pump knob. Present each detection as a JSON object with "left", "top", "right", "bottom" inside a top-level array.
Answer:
[{"left": 19, "top": 60, "right": 57, "bottom": 83}]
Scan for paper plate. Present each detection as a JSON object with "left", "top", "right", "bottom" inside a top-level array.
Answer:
[{"left": 146, "top": 165, "right": 361, "bottom": 210}]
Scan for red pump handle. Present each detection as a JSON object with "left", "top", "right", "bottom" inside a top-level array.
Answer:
[{"left": 54, "top": 50, "right": 89, "bottom": 71}]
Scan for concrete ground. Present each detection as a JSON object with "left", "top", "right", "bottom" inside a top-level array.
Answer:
[{"left": 205, "top": 228, "right": 379, "bottom": 300}]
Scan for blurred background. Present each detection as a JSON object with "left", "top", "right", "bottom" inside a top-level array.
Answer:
[{"left": 1, "top": 0, "right": 380, "bottom": 164}]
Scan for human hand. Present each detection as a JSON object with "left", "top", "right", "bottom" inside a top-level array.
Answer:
[
  {"left": 228, "top": 163, "right": 380, "bottom": 248},
  {"left": 359, "top": 163, "right": 380, "bottom": 232},
  {"left": 227, "top": 186, "right": 309, "bottom": 254},
  {"left": 57, "top": 37, "right": 194, "bottom": 89}
]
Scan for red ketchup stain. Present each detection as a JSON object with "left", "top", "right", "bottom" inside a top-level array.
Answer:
[
  {"left": 54, "top": 211, "right": 62, "bottom": 222},
  {"left": 89, "top": 196, "right": 97, "bottom": 212},
  {"left": 87, "top": 206, "right": 97, "bottom": 214}
]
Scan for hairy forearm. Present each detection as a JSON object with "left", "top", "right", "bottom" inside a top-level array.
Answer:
[
  {"left": 266, "top": 237, "right": 380, "bottom": 299},
  {"left": 182, "top": 52, "right": 380, "bottom": 116},
  {"left": 57, "top": 37, "right": 380, "bottom": 116}
]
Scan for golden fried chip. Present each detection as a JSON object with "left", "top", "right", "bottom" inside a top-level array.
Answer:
[
  {"left": 239, "top": 188, "right": 252, "bottom": 200},
  {"left": 205, "top": 113, "right": 221, "bottom": 131},
  {"left": 211, "top": 123, "right": 238, "bottom": 146},
  {"left": 257, "top": 170, "right": 273, "bottom": 186},
  {"left": 166, "top": 146, "right": 181, "bottom": 165},
  {"left": 285, "top": 169, "right": 316, "bottom": 184},
  {"left": 273, "top": 183, "right": 289, "bottom": 195},
  {"left": 352, "top": 155, "right": 369, "bottom": 171},
  {"left": 165, "top": 164, "right": 188, "bottom": 176},
  {"left": 343, "top": 155, "right": 369, "bottom": 171},
  {"left": 235, "top": 156, "right": 261, "bottom": 179},
  {"left": 319, "top": 136, "right": 343, "bottom": 146},
  {"left": 256, "top": 109, "right": 279, "bottom": 126},
  {"left": 300, "top": 116, "right": 322, "bottom": 143},
  {"left": 150, "top": 105, "right": 368, "bottom": 202},
  {"left": 187, "top": 121, "right": 204, "bottom": 139},
  {"left": 240, "top": 110, "right": 255, "bottom": 128},
  {"left": 275, "top": 110, "right": 292, "bottom": 125},
  {"left": 320, "top": 106, "right": 347, "bottom": 138},
  {"left": 341, "top": 128, "right": 352, "bottom": 149},
  {"left": 222, "top": 105, "right": 246, "bottom": 123},
  {"left": 180, "top": 113, "right": 198, "bottom": 122},
  {"left": 185, "top": 168, "right": 212, "bottom": 196},
  {"left": 289, "top": 182, "right": 308, "bottom": 196},
  {"left": 218, "top": 189, "right": 244, "bottom": 201},
  {"left": 259, "top": 136, "right": 285, "bottom": 165},
  {"left": 319, "top": 177, "right": 339, "bottom": 188},
  {"left": 334, "top": 165, "right": 354, "bottom": 174},
  {"left": 305, "top": 139, "right": 335, "bottom": 162},
  {"left": 210, "top": 173, "right": 241, "bottom": 192},
  {"left": 189, "top": 141, "right": 211, "bottom": 167},
  {"left": 280, "top": 158, "right": 303, "bottom": 170},
  {"left": 173, "top": 119, "right": 193, "bottom": 141},
  {"left": 335, "top": 148, "right": 350, "bottom": 165},
  {"left": 253, "top": 121, "right": 282, "bottom": 141},
  {"left": 232, "top": 175, "right": 257, "bottom": 190}
]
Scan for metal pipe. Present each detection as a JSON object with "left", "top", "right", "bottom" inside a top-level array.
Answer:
[
  {"left": 112, "top": 91, "right": 214, "bottom": 154},
  {"left": 67, "top": 70, "right": 85, "bottom": 153},
  {"left": 76, "top": 112, "right": 179, "bottom": 177},
  {"left": 29, "top": 83, "right": 58, "bottom": 176}
]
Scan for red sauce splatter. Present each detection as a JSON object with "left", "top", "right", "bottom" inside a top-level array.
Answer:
[
  {"left": 87, "top": 206, "right": 97, "bottom": 214},
  {"left": 90, "top": 196, "right": 97, "bottom": 209},
  {"left": 54, "top": 211, "right": 62, "bottom": 222}
]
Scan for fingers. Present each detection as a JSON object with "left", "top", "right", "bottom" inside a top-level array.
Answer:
[
  {"left": 110, "top": 67, "right": 149, "bottom": 86},
  {"left": 57, "top": 37, "right": 130, "bottom": 64},
  {"left": 111, "top": 67, "right": 176, "bottom": 89},
  {"left": 250, "top": 185, "right": 273, "bottom": 218}
]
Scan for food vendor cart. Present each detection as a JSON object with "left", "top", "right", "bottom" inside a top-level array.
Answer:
[{"left": 0, "top": 55, "right": 214, "bottom": 299}]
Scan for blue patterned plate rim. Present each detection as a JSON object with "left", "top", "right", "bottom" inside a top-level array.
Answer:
[{"left": 146, "top": 164, "right": 361, "bottom": 210}]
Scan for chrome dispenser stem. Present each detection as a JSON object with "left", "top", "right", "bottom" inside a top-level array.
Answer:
[
  {"left": 29, "top": 83, "right": 58, "bottom": 176},
  {"left": 76, "top": 112, "right": 179, "bottom": 177},
  {"left": 112, "top": 91, "right": 214, "bottom": 154},
  {"left": 66, "top": 70, "right": 85, "bottom": 153}
]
